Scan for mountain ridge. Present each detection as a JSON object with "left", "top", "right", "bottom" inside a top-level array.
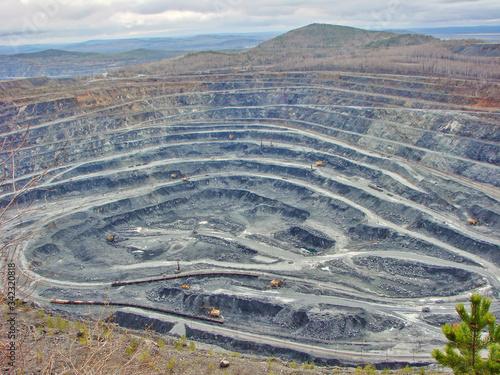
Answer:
[{"left": 0, "top": 33, "right": 279, "bottom": 55}]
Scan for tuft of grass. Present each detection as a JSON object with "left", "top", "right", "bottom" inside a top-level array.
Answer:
[
  {"left": 157, "top": 338, "right": 165, "bottom": 349},
  {"left": 174, "top": 340, "right": 183, "bottom": 351},
  {"left": 174, "top": 335, "right": 188, "bottom": 351},
  {"left": 130, "top": 339, "right": 138, "bottom": 350},
  {"left": 139, "top": 350, "right": 151, "bottom": 363},
  {"left": 166, "top": 357, "right": 177, "bottom": 370}
]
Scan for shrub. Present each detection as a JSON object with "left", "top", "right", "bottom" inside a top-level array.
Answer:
[{"left": 364, "top": 364, "right": 377, "bottom": 374}]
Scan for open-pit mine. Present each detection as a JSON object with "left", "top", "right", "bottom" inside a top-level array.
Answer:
[{"left": 1, "top": 28, "right": 500, "bottom": 367}]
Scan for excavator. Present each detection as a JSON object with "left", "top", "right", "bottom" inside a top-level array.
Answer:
[
  {"left": 182, "top": 172, "right": 189, "bottom": 181},
  {"left": 207, "top": 306, "right": 221, "bottom": 317},
  {"left": 270, "top": 278, "right": 284, "bottom": 287},
  {"left": 315, "top": 160, "right": 325, "bottom": 166},
  {"left": 202, "top": 303, "right": 221, "bottom": 317}
]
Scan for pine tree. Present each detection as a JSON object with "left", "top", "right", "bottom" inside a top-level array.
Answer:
[{"left": 432, "top": 293, "right": 500, "bottom": 374}]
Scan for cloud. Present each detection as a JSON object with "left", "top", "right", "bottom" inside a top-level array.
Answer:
[
  {"left": 0, "top": 0, "right": 498, "bottom": 45},
  {"left": 110, "top": 9, "right": 219, "bottom": 29}
]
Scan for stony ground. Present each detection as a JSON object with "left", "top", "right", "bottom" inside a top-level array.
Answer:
[
  {"left": 2, "top": 69, "right": 499, "bottom": 367},
  {"left": 1, "top": 301, "right": 449, "bottom": 374}
]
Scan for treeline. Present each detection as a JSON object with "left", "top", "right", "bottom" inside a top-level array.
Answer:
[
  {"left": 113, "top": 41, "right": 500, "bottom": 81},
  {"left": 264, "top": 43, "right": 500, "bottom": 80}
]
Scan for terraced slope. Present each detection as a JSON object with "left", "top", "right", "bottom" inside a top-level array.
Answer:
[{"left": 1, "top": 70, "right": 499, "bottom": 366}]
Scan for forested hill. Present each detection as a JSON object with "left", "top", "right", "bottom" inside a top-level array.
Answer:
[{"left": 114, "top": 23, "right": 500, "bottom": 81}]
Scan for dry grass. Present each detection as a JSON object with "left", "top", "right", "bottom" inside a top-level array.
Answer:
[{"left": 0, "top": 301, "right": 449, "bottom": 375}]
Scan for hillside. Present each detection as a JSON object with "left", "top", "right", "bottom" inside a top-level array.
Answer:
[
  {"left": 2, "top": 300, "right": 452, "bottom": 373},
  {"left": 257, "top": 23, "right": 394, "bottom": 49},
  {"left": 452, "top": 43, "right": 500, "bottom": 57},
  {"left": 116, "top": 23, "right": 500, "bottom": 83}
]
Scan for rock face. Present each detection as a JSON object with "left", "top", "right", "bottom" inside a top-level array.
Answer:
[{"left": 1, "top": 69, "right": 499, "bottom": 365}]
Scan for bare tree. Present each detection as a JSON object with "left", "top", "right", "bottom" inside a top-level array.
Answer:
[{"left": 0, "top": 122, "right": 66, "bottom": 302}]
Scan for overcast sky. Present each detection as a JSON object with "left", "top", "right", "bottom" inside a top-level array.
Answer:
[{"left": 1, "top": 0, "right": 499, "bottom": 46}]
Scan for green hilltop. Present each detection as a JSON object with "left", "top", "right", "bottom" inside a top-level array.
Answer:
[{"left": 257, "top": 23, "right": 394, "bottom": 49}]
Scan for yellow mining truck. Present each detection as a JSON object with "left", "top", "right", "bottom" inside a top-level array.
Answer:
[{"left": 468, "top": 217, "right": 479, "bottom": 225}]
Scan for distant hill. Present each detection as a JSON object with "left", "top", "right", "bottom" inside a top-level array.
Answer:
[
  {"left": 405, "top": 25, "right": 500, "bottom": 42},
  {"left": 452, "top": 43, "right": 500, "bottom": 57},
  {"left": 14, "top": 49, "right": 99, "bottom": 58},
  {"left": 0, "top": 33, "right": 279, "bottom": 55},
  {"left": 12, "top": 48, "right": 181, "bottom": 60},
  {"left": 117, "top": 23, "right": 499, "bottom": 80},
  {"left": 365, "top": 33, "right": 438, "bottom": 48},
  {"left": 0, "top": 48, "right": 185, "bottom": 79},
  {"left": 63, "top": 34, "right": 279, "bottom": 53},
  {"left": 257, "top": 23, "right": 394, "bottom": 49},
  {"left": 0, "top": 32, "right": 280, "bottom": 79}
]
